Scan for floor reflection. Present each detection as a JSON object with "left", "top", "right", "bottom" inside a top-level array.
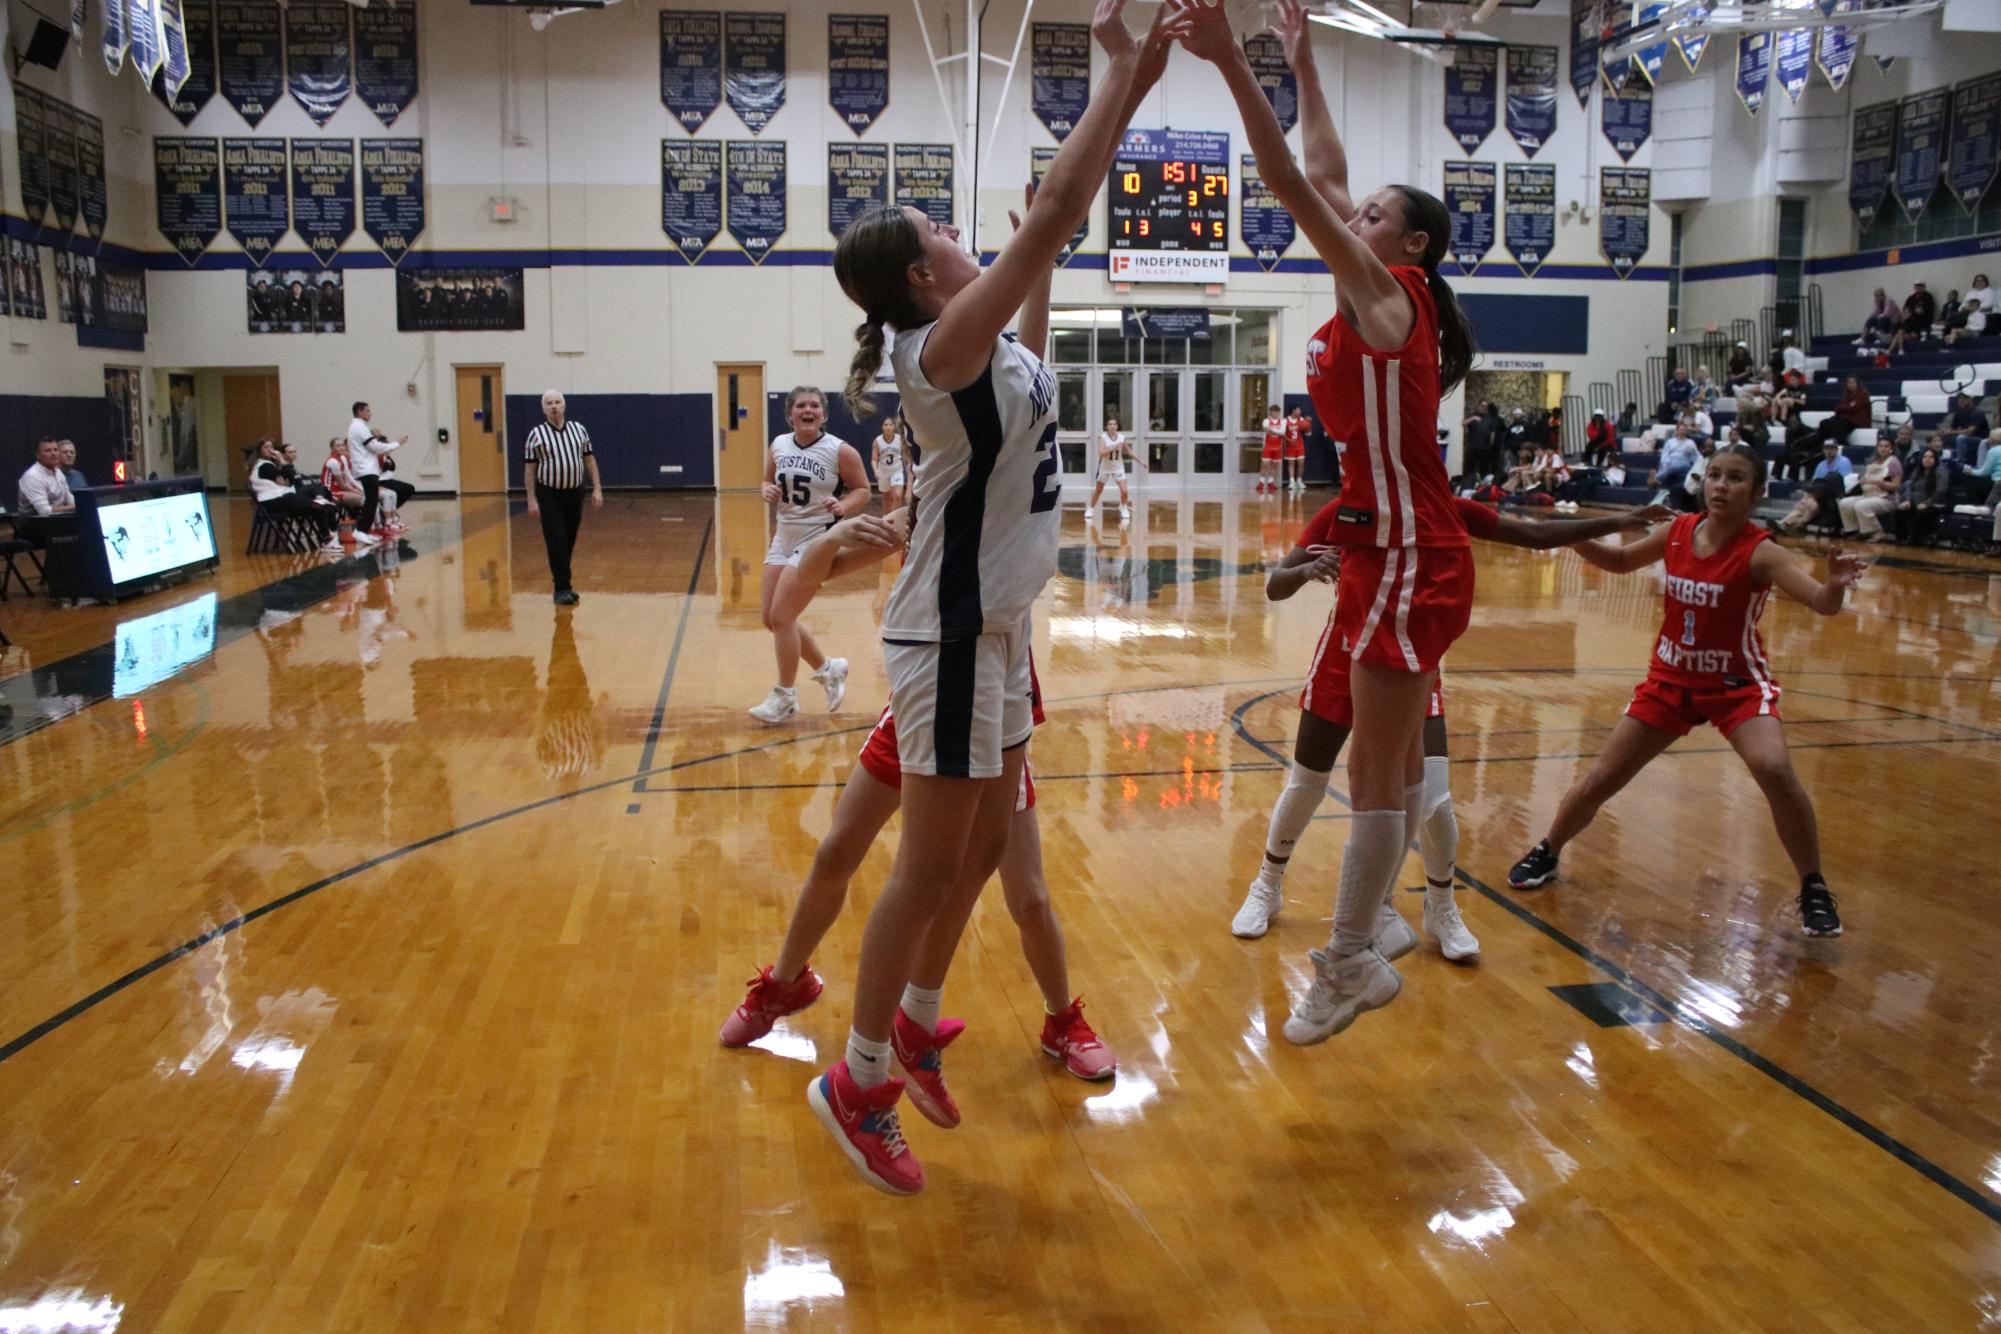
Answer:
[{"left": 741, "top": 1242, "right": 844, "bottom": 1328}]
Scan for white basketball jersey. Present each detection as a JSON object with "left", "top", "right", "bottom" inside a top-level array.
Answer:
[
  {"left": 876, "top": 434, "right": 902, "bottom": 475},
  {"left": 769, "top": 432, "right": 845, "bottom": 524},
  {"left": 884, "top": 323, "right": 1061, "bottom": 641}
]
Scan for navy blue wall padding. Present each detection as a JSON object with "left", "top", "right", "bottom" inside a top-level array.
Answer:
[
  {"left": 1, "top": 395, "right": 117, "bottom": 491},
  {"left": 766, "top": 389, "right": 903, "bottom": 486},
  {"left": 1459, "top": 294, "right": 1591, "bottom": 355},
  {"left": 1281, "top": 391, "right": 1337, "bottom": 485},
  {"left": 503, "top": 393, "right": 715, "bottom": 489}
]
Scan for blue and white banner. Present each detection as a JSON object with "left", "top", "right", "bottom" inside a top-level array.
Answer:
[
  {"left": 16, "top": 89, "right": 49, "bottom": 229},
  {"left": 1240, "top": 155, "right": 1295, "bottom": 273},
  {"left": 661, "top": 11, "right": 723, "bottom": 133},
  {"left": 1816, "top": 18, "right": 1855, "bottom": 90},
  {"left": 1443, "top": 160, "right": 1495, "bottom": 275},
  {"left": 132, "top": 0, "right": 165, "bottom": 83},
  {"left": 1894, "top": 88, "right": 1947, "bottom": 221},
  {"left": 76, "top": 112, "right": 108, "bottom": 245},
  {"left": 217, "top": 0, "right": 284, "bottom": 126},
  {"left": 158, "top": 0, "right": 193, "bottom": 96},
  {"left": 355, "top": 1, "right": 418, "bottom": 127},
  {"left": 1506, "top": 44, "right": 1559, "bottom": 158},
  {"left": 290, "top": 138, "right": 355, "bottom": 267},
  {"left": 726, "top": 141, "right": 786, "bottom": 264},
  {"left": 1736, "top": 32, "right": 1772, "bottom": 116},
  {"left": 1030, "top": 147, "right": 1088, "bottom": 267},
  {"left": 1599, "top": 166, "right": 1650, "bottom": 278},
  {"left": 1444, "top": 45, "right": 1497, "bottom": 154},
  {"left": 1634, "top": 1, "right": 1671, "bottom": 85},
  {"left": 155, "top": 136, "right": 222, "bottom": 265},
  {"left": 1948, "top": 72, "right": 2001, "bottom": 213},
  {"left": 1674, "top": 5, "right": 1711, "bottom": 72},
  {"left": 1505, "top": 162, "right": 1555, "bottom": 277},
  {"left": 1601, "top": 2, "right": 1635, "bottom": 90},
  {"left": 285, "top": 1, "right": 352, "bottom": 126},
  {"left": 662, "top": 140, "right": 724, "bottom": 263},
  {"left": 1031, "top": 23, "right": 1089, "bottom": 141},
  {"left": 103, "top": 0, "right": 129, "bottom": 74},
  {"left": 894, "top": 143, "right": 954, "bottom": 227},
  {"left": 1243, "top": 33, "right": 1298, "bottom": 135},
  {"left": 1602, "top": 81, "right": 1652, "bottom": 161},
  {"left": 1775, "top": 27, "right": 1812, "bottom": 105},
  {"left": 155, "top": 0, "right": 215, "bottom": 123},
  {"left": 1848, "top": 102, "right": 1896, "bottom": 226},
  {"left": 828, "top": 14, "right": 889, "bottom": 136},
  {"left": 1569, "top": 0, "right": 1598, "bottom": 107},
  {"left": 360, "top": 138, "right": 425, "bottom": 264},
  {"left": 828, "top": 142, "right": 889, "bottom": 240},
  {"left": 45, "top": 101, "right": 80, "bottom": 239},
  {"left": 725, "top": 11, "right": 786, "bottom": 134},
  {"left": 223, "top": 137, "right": 288, "bottom": 266}
]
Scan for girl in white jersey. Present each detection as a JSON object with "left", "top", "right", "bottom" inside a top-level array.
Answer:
[
  {"left": 873, "top": 417, "right": 907, "bottom": 511},
  {"left": 751, "top": 386, "right": 872, "bottom": 724},
  {"left": 1086, "top": 416, "right": 1138, "bottom": 521},
  {"left": 806, "top": 0, "right": 1185, "bottom": 1197}
]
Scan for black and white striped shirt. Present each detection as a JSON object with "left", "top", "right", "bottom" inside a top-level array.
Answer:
[{"left": 524, "top": 420, "right": 593, "bottom": 490}]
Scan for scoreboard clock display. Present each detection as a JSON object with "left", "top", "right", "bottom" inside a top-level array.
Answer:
[{"left": 1107, "top": 128, "right": 1231, "bottom": 284}]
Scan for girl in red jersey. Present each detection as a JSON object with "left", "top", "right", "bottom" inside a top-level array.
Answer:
[
  {"left": 1507, "top": 444, "right": 1867, "bottom": 938},
  {"left": 1182, "top": 0, "right": 1479, "bottom": 1043},
  {"left": 1260, "top": 403, "right": 1286, "bottom": 494},
  {"left": 1283, "top": 406, "right": 1309, "bottom": 492}
]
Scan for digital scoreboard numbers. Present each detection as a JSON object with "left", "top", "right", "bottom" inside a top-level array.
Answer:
[{"left": 1107, "top": 128, "right": 1231, "bottom": 284}]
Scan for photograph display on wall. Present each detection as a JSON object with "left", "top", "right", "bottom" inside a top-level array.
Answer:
[
  {"left": 97, "top": 262, "right": 150, "bottom": 334},
  {"left": 395, "top": 268, "right": 524, "bottom": 332},
  {"left": 248, "top": 268, "right": 345, "bottom": 333},
  {"left": 7, "top": 240, "right": 48, "bottom": 320},
  {"left": 55, "top": 251, "right": 78, "bottom": 323}
]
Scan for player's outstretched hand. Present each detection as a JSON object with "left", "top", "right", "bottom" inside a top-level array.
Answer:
[
  {"left": 1091, "top": 0, "right": 1138, "bottom": 61},
  {"left": 829, "top": 512, "right": 904, "bottom": 550},
  {"left": 1623, "top": 503, "right": 1678, "bottom": 529},
  {"left": 1172, "top": 0, "right": 1235, "bottom": 63},
  {"left": 1138, "top": 1, "right": 1191, "bottom": 85},
  {"left": 1007, "top": 181, "right": 1035, "bottom": 234},
  {"left": 1302, "top": 543, "right": 1341, "bottom": 584},
  {"left": 1826, "top": 545, "right": 1871, "bottom": 588},
  {"left": 1271, "top": 0, "right": 1311, "bottom": 68}
]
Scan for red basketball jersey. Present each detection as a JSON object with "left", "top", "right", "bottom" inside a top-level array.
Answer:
[
  {"left": 1306, "top": 266, "right": 1467, "bottom": 550},
  {"left": 1264, "top": 421, "right": 1286, "bottom": 453},
  {"left": 1650, "top": 514, "right": 1775, "bottom": 689}
]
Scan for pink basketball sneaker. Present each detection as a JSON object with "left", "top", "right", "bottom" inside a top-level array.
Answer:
[
  {"left": 1040, "top": 997, "right": 1118, "bottom": 1081},
  {"left": 719, "top": 964, "right": 823, "bottom": 1047},
  {"left": 891, "top": 1009, "right": 965, "bottom": 1129},
  {"left": 807, "top": 1061, "right": 924, "bottom": 1196}
]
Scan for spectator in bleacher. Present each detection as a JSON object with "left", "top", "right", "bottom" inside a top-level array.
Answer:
[
  {"left": 1680, "top": 405, "right": 1715, "bottom": 445},
  {"left": 57, "top": 440, "right": 87, "bottom": 491},
  {"left": 1892, "top": 446, "right": 1951, "bottom": 546},
  {"left": 1777, "top": 439, "right": 1854, "bottom": 534},
  {"left": 1460, "top": 405, "right": 1492, "bottom": 482},
  {"left": 1777, "top": 415, "right": 1820, "bottom": 481},
  {"left": 1501, "top": 447, "right": 1553, "bottom": 503},
  {"left": 1616, "top": 402, "right": 1640, "bottom": 437},
  {"left": 1544, "top": 406, "right": 1564, "bottom": 449},
  {"left": 1653, "top": 422, "right": 1700, "bottom": 496},
  {"left": 1677, "top": 438, "right": 1717, "bottom": 513},
  {"left": 1939, "top": 289, "right": 1970, "bottom": 345},
  {"left": 1945, "top": 393, "right": 1990, "bottom": 465},
  {"left": 1506, "top": 409, "right": 1536, "bottom": 453},
  {"left": 1689, "top": 366, "right": 1720, "bottom": 413},
  {"left": 1970, "top": 435, "right": 2001, "bottom": 503},
  {"left": 1888, "top": 282, "right": 1938, "bottom": 356},
  {"left": 1584, "top": 410, "right": 1616, "bottom": 467},
  {"left": 1806, "top": 375, "right": 1874, "bottom": 452},
  {"left": 1965, "top": 273, "right": 1992, "bottom": 334},
  {"left": 1664, "top": 366, "right": 1694, "bottom": 415},
  {"left": 1724, "top": 341, "right": 1757, "bottom": 390},
  {"left": 1858, "top": 288, "right": 1901, "bottom": 348},
  {"left": 1773, "top": 331, "right": 1808, "bottom": 379},
  {"left": 1836, "top": 435, "right": 1903, "bottom": 540},
  {"left": 1892, "top": 420, "right": 1917, "bottom": 460}
]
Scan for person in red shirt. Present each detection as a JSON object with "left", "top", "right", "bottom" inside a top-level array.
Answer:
[
  {"left": 1507, "top": 444, "right": 1867, "bottom": 938},
  {"left": 1283, "top": 406, "right": 1310, "bottom": 492},
  {"left": 1234, "top": 496, "right": 1675, "bottom": 961},
  {"left": 1259, "top": 403, "right": 1286, "bottom": 494},
  {"left": 1184, "top": 0, "right": 1480, "bottom": 1044}
]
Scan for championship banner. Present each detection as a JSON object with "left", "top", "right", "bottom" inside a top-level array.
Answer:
[
  {"left": 396, "top": 269, "right": 523, "bottom": 333},
  {"left": 1848, "top": 102, "right": 1896, "bottom": 227},
  {"left": 1506, "top": 44, "right": 1559, "bottom": 158},
  {"left": 661, "top": 11, "right": 723, "bottom": 133},
  {"left": 156, "top": 0, "right": 216, "bottom": 124},
  {"left": 725, "top": 141, "right": 786, "bottom": 265},
  {"left": 1443, "top": 160, "right": 1495, "bottom": 276},
  {"left": 1816, "top": 18, "right": 1855, "bottom": 91},
  {"left": 131, "top": 0, "right": 164, "bottom": 83},
  {"left": 1775, "top": 27, "right": 1811, "bottom": 105},
  {"left": 1602, "top": 81, "right": 1652, "bottom": 162},
  {"left": 1601, "top": 2, "right": 1635, "bottom": 90},
  {"left": 1444, "top": 45, "right": 1497, "bottom": 154},
  {"left": 1948, "top": 72, "right": 2001, "bottom": 213},
  {"left": 1240, "top": 154, "right": 1295, "bottom": 273},
  {"left": 1633, "top": 1, "right": 1670, "bottom": 85},
  {"left": 159, "top": 0, "right": 193, "bottom": 97},
  {"left": 724, "top": 11, "right": 786, "bottom": 134},
  {"left": 285, "top": 1, "right": 353, "bottom": 126},
  {"left": 1029, "top": 147, "right": 1087, "bottom": 267},
  {"left": 1894, "top": 88, "right": 1946, "bottom": 221},
  {"left": 103, "top": 0, "right": 129, "bottom": 74},
  {"left": 1243, "top": 34, "right": 1297, "bottom": 135},
  {"left": 1504, "top": 162, "right": 1555, "bottom": 277},
  {"left": 1599, "top": 165, "right": 1650, "bottom": 278},
  {"left": 17, "top": 89, "right": 50, "bottom": 230},
  {"left": 290, "top": 138, "right": 356, "bottom": 267},
  {"left": 893, "top": 143, "right": 953, "bottom": 226},
  {"left": 77, "top": 112, "right": 109, "bottom": 246},
  {"left": 827, "top": 142, "right": 889, "bottom": 240},
  {"left": 661, "top": 140, "right": 723, "bottom": 263},
  {"left": 355, "top": 1, "right": 418, "bottom": 127},
  {"left": 828, "top": 14, "right": 889, "bottom": 136},
  {"left": 224, "top": 138, "right": 289, "bottom": 267},
  {"left": 1569, "top": 0, "right": 1599, "bottom": 107},
  {"left": 45, "top": 101, "right": 80, "bottom": 240},
  {"left": 1736, "top": 32, "right": 1772, "bottom": 116},
  {"left": 360, "top": 138, "right": 425, "bottom": 264},
  {"left": 218, "top": 0, "right": 285, "bottom": 126},
  {"left": 155, "top": 137, "right": 223, "bottom": 265},
  {"left": 248, "top": 269, "right": 344, "bottom": 334},
  {"left": 1674, "top": 4, "right": 1711, "bottom": 72},
  {"left": 1031, "top": 23, "right": 1090, "bottom": 141}
]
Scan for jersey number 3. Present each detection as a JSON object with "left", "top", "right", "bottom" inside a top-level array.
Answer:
[{"left": 1029, "top": 424, "right": 1060, "bottom": 514}]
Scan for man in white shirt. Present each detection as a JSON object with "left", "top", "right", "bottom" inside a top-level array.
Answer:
[
  {"left": 346, "top": 400, "right": 411, "bottom": 534},
  {"left": 16, "top": 437, "right": 75, "bottom": 548}
]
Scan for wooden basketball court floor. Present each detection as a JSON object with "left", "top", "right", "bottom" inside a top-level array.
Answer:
[{"left": 2, "top": 491, "right": 1998, "bottom": 1330}]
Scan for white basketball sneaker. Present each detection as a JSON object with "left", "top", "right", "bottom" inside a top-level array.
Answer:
[
  {"left": 1423, "top": 895, "right": 1481, "bottom": 961},
  {"left": 749, "top": 685, "right": 798, "bottom": 725},
  {"left": 813, "top": 657, "right": 849, "bottom": 712},
  {"left": 1231, "top": 876, "right": 1283, "bottom": 938},
  {"left": 1283, "top": 946, "right": 1402, "bottom": 1046},
  {"left": 1373, "top": 904, "right": 1420, "bottom": 961}
]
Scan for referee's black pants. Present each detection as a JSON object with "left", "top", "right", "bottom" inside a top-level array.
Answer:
[{"left": 536, "top": 484, "right": 587, "bottom": 592}]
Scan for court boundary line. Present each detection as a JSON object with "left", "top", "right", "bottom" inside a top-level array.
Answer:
[
  {"left": 1227, "top": 687, "right": 2001, "bottom": 1230},
  {"left": 630, "top": 514, "right": 715, "bottom": 800}
]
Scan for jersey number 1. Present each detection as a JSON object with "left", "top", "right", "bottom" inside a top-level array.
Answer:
[{"left": 1680, "top": 610, "right": 1697, "bottom": 646}]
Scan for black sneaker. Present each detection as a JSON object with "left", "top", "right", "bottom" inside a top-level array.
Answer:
[
  {"left": 554, "top": 589, "right": 580, "bottom": 606},
  {"left": 1798, "top": 881, "right": 1843, "bottom": 937},
  {"left": 1509, "top": 840, "right": 1559, "bottom": 890}
]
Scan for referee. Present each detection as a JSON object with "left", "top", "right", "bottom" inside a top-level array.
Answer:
[{"left": 523, "top": 389, "right": 602, "bottom": 605}]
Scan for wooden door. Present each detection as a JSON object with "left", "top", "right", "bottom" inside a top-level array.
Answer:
[
  {"left": 715, "top": 362, "right": 765, "bottom": 491},
  {"left": 456, "top": 364, "right": 507, "bottom": 492},
  {"left": 221, "top": 371, "right": 282, "bottom": 490}
]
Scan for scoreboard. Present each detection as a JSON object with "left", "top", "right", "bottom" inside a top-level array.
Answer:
[{"left": 1107, "top": 129, "right": 1231, "bottom": 284}]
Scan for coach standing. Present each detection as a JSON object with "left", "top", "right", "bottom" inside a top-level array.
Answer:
[{"left": 524, "top": 389, "right": 602, "bottom": 606}]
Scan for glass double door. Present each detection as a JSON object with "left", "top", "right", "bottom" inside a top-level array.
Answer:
[{"left": 1056, "top": 368, "right": 1244, "bottom": 489}]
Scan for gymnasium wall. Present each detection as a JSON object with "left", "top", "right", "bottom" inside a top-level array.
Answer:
[{"left": 6, "top": 0, "right": 1671, "bottom": 488}]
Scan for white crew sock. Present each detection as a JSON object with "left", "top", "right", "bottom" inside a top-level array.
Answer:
[
  {"left": 1420, "top": 756, "right": 1460, "bottom": 908},
  {"left": 1385, "top": 781, "right": 1425, "bottom": 907},
  {"left": 1333, "top": 809, "right": 1408, "bottom": 956},
  {"left": 899, "top": 983, "right": 943, "bottom": 1035},
  {"left": 1259, "top": 761, "right": 1332, "bottom": 885},
  {"left": 845, "top": 1028, "right": 892, "bottom": 1089}
]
